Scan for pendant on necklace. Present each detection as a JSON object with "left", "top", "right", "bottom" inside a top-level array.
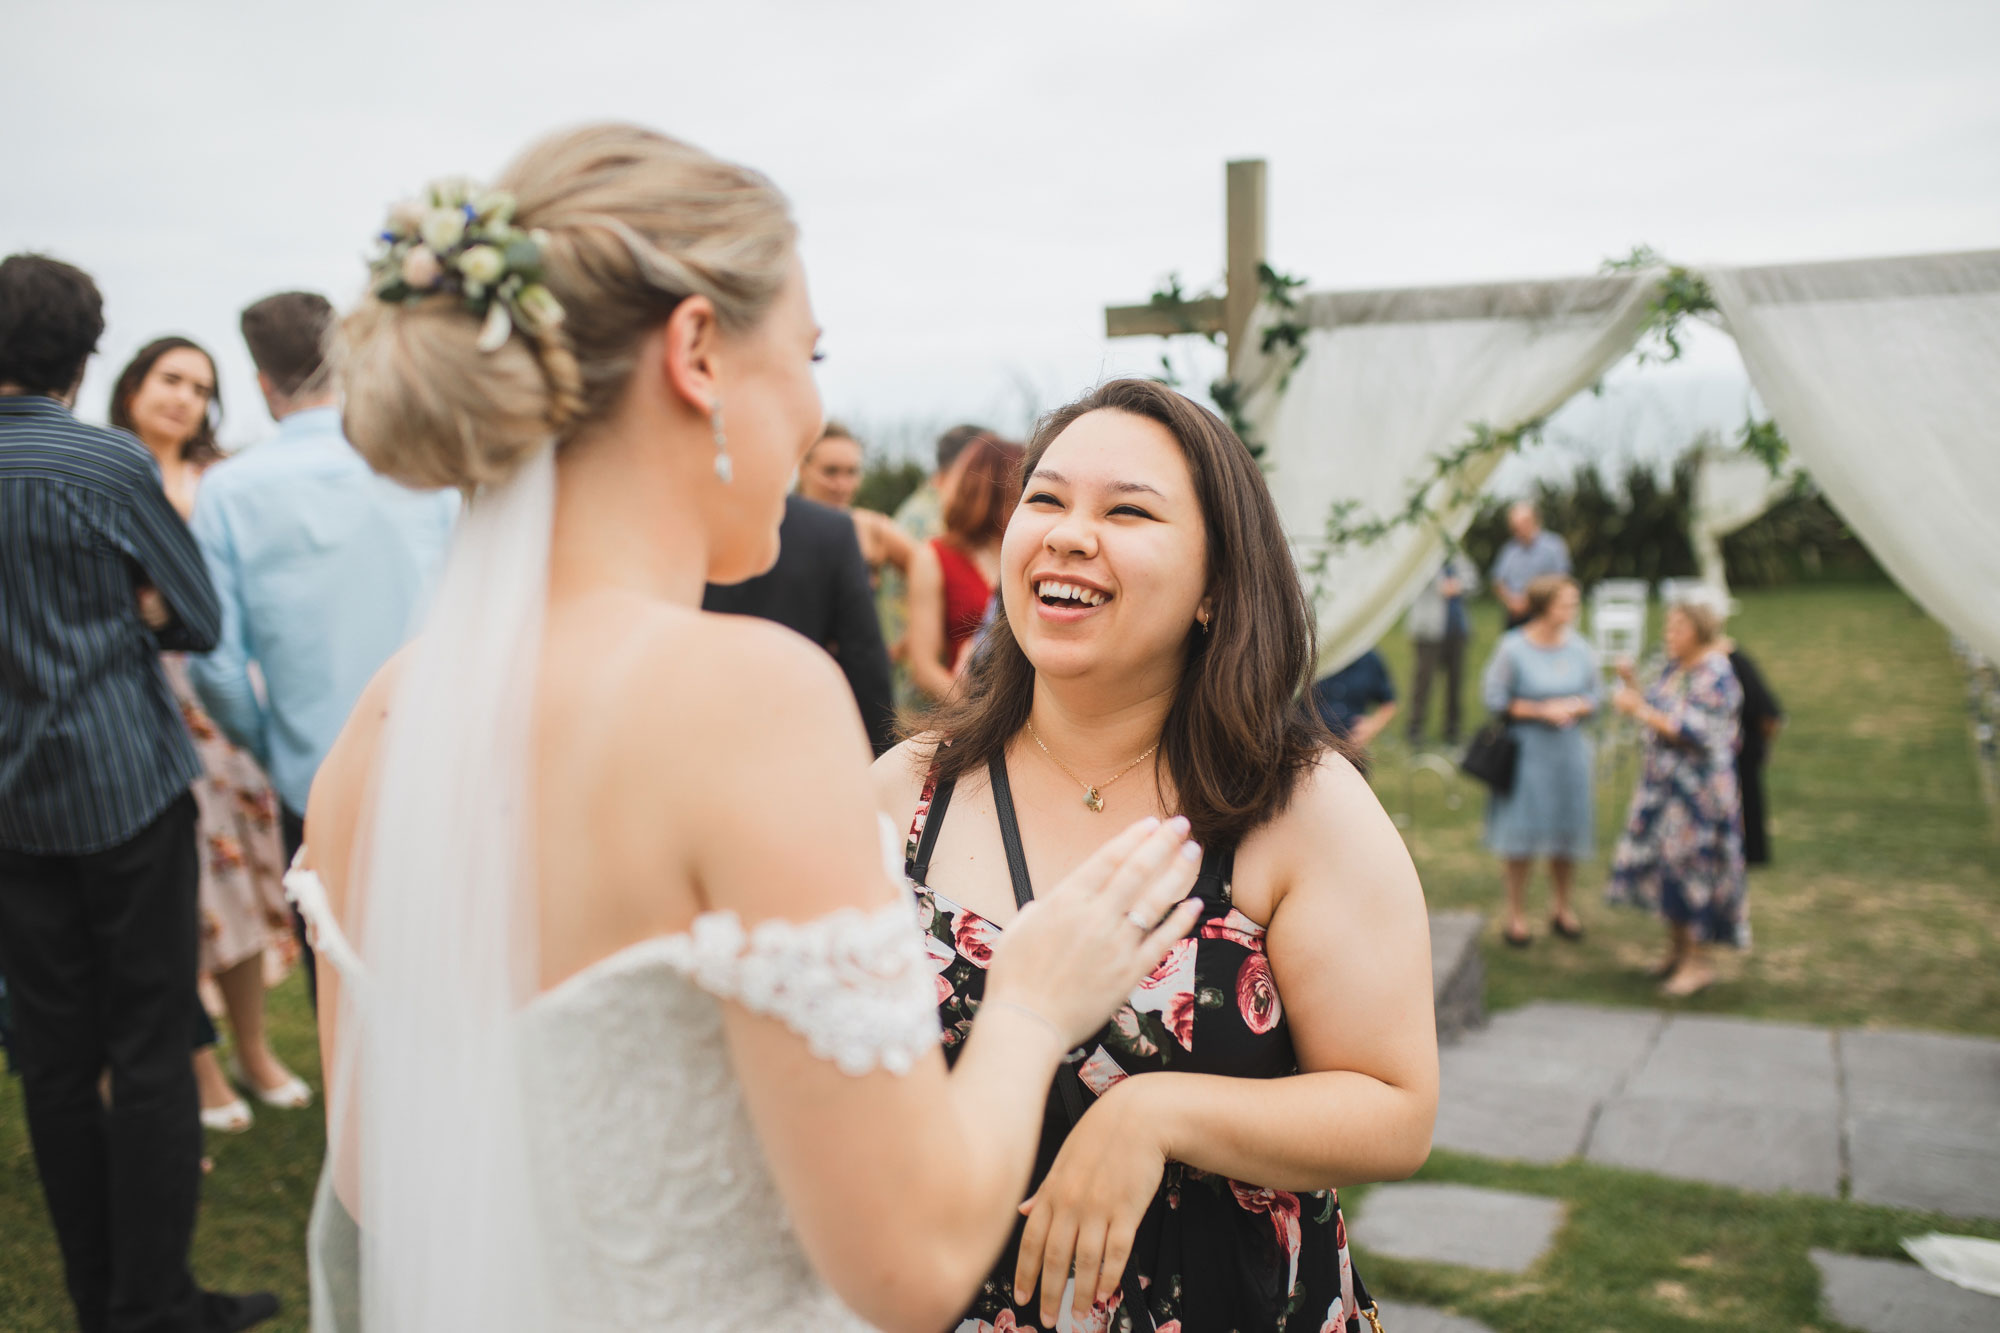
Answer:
[{"left": 1084, "top": 787, "right": 1105, "bottom": 813}]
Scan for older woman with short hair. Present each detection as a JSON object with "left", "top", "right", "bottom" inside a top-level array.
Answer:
[{"left": 1606, "top": 589, "right": 1747, "bottom": 996}]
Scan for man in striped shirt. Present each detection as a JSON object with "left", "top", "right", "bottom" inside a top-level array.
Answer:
[{"left": 0, "top": 254, "right": 275, "bottom": 1332}]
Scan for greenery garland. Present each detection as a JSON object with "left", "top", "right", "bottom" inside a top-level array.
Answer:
[{"left": 1147, "top": 246, "right": 1793, "bottom": 576}]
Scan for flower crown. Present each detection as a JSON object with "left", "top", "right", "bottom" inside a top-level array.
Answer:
[{"left": 367, "top": 177, "right": 565, "bottom": 353}]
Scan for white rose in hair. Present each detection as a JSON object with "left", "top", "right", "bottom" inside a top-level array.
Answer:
[
  {"left": 516, "top": 283, "right": 565, "bottom": 333},
  {"left": 401, "top": 246, "right": 444, "bottom": 289},
  {"left": 457, "top": 245, "right": 506, "bottom": 286},
  {"left": 421, "top": 208, "right": 466, "bottom": 254}
]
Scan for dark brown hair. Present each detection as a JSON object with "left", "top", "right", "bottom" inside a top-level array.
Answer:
[
  {"left": 0, "top": 254, "right": 104, "bottom": 396},
  {"left": 1524, "top": 572, "right": 1578, "bottom": 622},
  {"left": 109, "top": 336, "right": 223, "bottom": 466},
  {"left": 241, "top": 290, "right": 334, "bottom": 398},
  {"left": 918, "top": 379, "right": 1349, "bottom": 847},
  {"left": 940, "top": 432, "right": 1023, "bottom": 550}
]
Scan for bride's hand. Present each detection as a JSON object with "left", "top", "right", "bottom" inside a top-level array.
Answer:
[{"left": 981, "top": 816, "right": 1204, "bottom": 1051}]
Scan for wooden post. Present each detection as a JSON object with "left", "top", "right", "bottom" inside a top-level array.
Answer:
[
  {"left": 1101, "top": 159, "right": 1268, "bottom": 374},
  {"left": 1223, "top": 158, "right": 1267, "bottom": 379}
]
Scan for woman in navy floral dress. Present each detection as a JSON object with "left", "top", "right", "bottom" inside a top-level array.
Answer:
[
  {"left": 875, "top": 381, "right": 1436, "bottom": 1333},
  {"left": 1606, "top": 590, "right": 1747, "bottom": 996}
]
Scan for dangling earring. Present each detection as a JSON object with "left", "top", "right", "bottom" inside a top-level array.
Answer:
[
  {"left": 1198, "top": 614, "right": 1211, "bottom": 635},
  {"left": 710, "top": 402, "right": 733, "bottom": 484}
]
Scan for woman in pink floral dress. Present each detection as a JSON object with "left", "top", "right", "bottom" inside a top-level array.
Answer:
[
  {"left": 877, "top": 381, "right": 1437, "bottom": 1333},
  {"left": 111, "top": 339, "right": 307, "bottom": 1131}
]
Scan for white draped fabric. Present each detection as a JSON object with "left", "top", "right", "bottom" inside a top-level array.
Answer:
[
  {"left": 1707, "top": 251, "right": 2000, "bottom": 661},
  {"left": 1239, "top": 273, "right": 1658, "bottom": 675},
  {"left": 1689, "top": 445, "right": 1795, "bottom": 596}
]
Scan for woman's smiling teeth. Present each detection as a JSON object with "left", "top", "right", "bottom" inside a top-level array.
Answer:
[{"left": 1036, "top": 579, "right": 1108, "bottom": 607}]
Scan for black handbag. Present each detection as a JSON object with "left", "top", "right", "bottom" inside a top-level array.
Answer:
[{"left": 1460, "top": 717, "right": 1519, "bottom": 794}]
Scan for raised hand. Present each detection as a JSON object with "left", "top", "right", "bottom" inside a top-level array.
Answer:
[{"left": 981, "top": 816, "right": 1204, "bottom": 1051}]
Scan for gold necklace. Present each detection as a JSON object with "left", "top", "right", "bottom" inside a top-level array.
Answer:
[{"left": 1026, "top": 721, "right": 1160, "bottom": 813}]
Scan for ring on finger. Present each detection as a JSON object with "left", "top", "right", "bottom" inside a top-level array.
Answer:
[{"left": 1125, "top": 908, "right": 1154, "bottom": 930}]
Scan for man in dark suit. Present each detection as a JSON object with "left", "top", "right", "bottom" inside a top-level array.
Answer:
[{"left": 704, "top": 494, "right": 897, "bottom": 755}]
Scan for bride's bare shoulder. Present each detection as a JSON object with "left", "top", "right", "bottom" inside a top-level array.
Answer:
[{"left": 615, "top": 605, "right": 872, "bottom": 760}]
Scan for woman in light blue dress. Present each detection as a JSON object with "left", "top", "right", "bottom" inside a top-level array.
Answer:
[{"left": 1481, "top": 574, "right": 1599, "bottom": 947}]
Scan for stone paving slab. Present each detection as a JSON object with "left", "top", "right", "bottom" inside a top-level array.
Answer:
[
  {"left": 1432, "top": 1077, "right": 1602, "bottom": 1165},
  {"left": 1621, "top": 1013, "right": 1838, "bottom": 1111},
  {"left": 1848, "top": 1114, "right": 2000, "bottom": 1220},
  {"left": 1373, "top": 1300, "right": 1496, "bottom": 1333},
  {"left": 1842, "top": 1029, "right": 2000, "bottom": 1125},
  {"left": 1811, "top": 1249, "right": 2000, "bottom": 1332},
  {"left": 1355, "top": 1182, "right": 1565, "bottom": 1274},
  {"left": 1587, "top": 1098, "right": 1842, "bottom": 1196},
  {"left": 1842, "top": 1028, "right": 2000, "bottom": 1218},
  {"left": 1432, "top": 1002, "right": 1664, "bottom": 1163}
]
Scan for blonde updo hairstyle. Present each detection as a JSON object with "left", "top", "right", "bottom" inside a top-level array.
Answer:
[{"left": 339, "top": 124, "right": 796, "bottom": 492}]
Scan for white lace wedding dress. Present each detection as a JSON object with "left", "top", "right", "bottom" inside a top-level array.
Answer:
[{"left": 286, "top": 817, "right": 941, "bottom": 1331}]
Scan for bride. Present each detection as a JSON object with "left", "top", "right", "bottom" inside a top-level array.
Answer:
[{"left": 289, "top": 123, "right": 1207, "bottom": 1332}]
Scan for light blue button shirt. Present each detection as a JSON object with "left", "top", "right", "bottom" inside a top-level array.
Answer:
[{"left": 187, "top": 407, "right": 456, "bottom": 813}]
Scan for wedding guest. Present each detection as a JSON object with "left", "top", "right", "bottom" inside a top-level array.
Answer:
[
  {"left": 109, "top": 337, "right": 305, "bottom": 1132},
  {"left": 1606, "top": 589, "right": 1748, "bottom": 996},
  {"left": 1724, "top": 637, "right": 1783, "bottom": 866},
  {"left": 703, "top": 493, "right": 897, "bottom": 754},
  {"left": 1311, "top": 646, "right": 1398, "bottom": 751},
  {"left": 886, "top": 423, "right": 990, "bottom": 706},
  {"left": 1490, "top": 502, "right": 1570, "bottom": 630},
  {"left": 906, "top": 432, "right": 1021, "bottom": 701},
  {"left": 796, "top": 421, "right": 915, "bottom": 582},
  {"left": 1406, "top": 551, "right": 1476, "bottom": 746},
  {"left": 880, "top": 379, "right": 1432, "bottom": 1331},
  {"left": 303, "top": 124, "right": 1212, "bottom": 1331},
  {"left": 1480, "top": 573, "right": 1597, "bottom": 947},
  {"left": 0, "top": 253, "right": 275, "bottom": 1333},
  {"left": 186, "top": 291, "right": 456, "bottom": 1008}
]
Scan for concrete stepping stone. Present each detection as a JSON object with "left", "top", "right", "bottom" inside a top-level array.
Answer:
[
  {"left": 1429, "top": 910, "right": 1485, "bottom": 1042},
  {"left": 1373, "top": 1300, "right": 1497, "bottom": 1333},
  {"left": 1811, "top": 1249, "right": 2000, "bottom": 1332},
  {"left": 1586, "top": 1015, "right": 1841, "bottom": 1196},
  {"left": 1843, "top": 1029, "right": 2000, "bottom": 1219},
  {"left": 1354, "top": 1182, "right": 1564, "bottom": 1274},
  {"left": 1434, "top": 1002, "right": 1662, "bottom": 1164}
]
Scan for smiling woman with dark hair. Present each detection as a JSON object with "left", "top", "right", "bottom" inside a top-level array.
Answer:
[{"left": 876, "top": 378, "right": 1435, "bottom": 1333}]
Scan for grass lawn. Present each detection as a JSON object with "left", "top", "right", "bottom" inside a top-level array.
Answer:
[
  {"left": 1, "top": 583, "right": 1993, "bottom": 1330},
  {"left": 1375, "top": 581, "right": 2000, "bottom": 1035}
]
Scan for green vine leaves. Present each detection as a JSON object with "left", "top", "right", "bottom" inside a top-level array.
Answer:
[{"left": 1144, "top": 247, "right": 1790, "bottom": 603}]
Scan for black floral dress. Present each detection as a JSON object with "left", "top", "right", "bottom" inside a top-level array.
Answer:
[{"left": 905, "top": 759, "right": 1376, "bottom": 1333}]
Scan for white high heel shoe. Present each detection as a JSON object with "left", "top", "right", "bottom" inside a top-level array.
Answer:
[
  {"left": 200, "top": 1097, "right": 254, "bottom": 1133},
  {"left": 227, "top": 1053, "right": 314, "bottom": 1110}
]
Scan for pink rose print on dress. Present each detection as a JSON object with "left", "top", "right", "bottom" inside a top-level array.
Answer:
[
  {"left": 1130, "top": 938, "right": 1198, "bottom": 1050},
  {"left": 954, "top": 911, "right": 1002, "bottom": 967},
  {"left": 1199, "top": 908, "right": 1265, "bottom": 950},
  {"left": 1235, "top": 952, "right": 1282, "bottom": 1034},
  {"left": 1078, "top": 1046, "right": 1129, "bottom": 1096},
  {"left": 1111, "top": 1006, "right": 1158, "bottom": 1058},
  {"left": 1229, "top": 1179, "right": 1304, "bottom": 1294},
  {"left": 923, "top": 931, "right": 958, "bottom": 1005},
  {"left": 992, "top": 1309, "right": 1037, "bottom": 1333},
  {"left": 1318, "top": 1300, "right": 1348, "bottom": 1333}
]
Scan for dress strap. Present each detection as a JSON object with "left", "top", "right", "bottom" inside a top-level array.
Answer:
[
  {"left": 905, "top": 769, "right": 956, "bottom": 887},
  {"left": 985, "top": 751, "right": 1036, "bottom": 910}
]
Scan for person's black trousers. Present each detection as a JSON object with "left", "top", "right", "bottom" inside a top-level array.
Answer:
[
  {"left": 1408, "top": 630, "right": 1468, "bottom": 746},
  {"left": 0, "top": 792, "right": 205, "bottom": 1333},
  {"left": 278, "top": 806, "right": 315, "bottom": 1013}
]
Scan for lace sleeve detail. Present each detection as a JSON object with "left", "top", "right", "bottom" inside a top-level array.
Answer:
[
  {"left": 283, "top": 854, "right": 369, "bottom": 992},
  {"left": 659, "top": 898, "right": 942, "bottom": 1076}
]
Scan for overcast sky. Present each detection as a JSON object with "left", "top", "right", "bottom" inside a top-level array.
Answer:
[{"left": 8, "top": 0, "right": 1996, "bottom": 455}]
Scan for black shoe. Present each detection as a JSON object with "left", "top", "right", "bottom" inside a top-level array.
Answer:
[
  {"left": 1503, "top": 924, "right": 1532, "bottom": 948},
  {"left": 1550, "top": 914, "right": 1585, "bottom": 942},
  {"left": 202, "top": 1290, "right": 279, "bottom": 1333}
]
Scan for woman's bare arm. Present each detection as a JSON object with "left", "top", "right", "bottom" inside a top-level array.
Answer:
[{"left": 905, "top": 542, "right": 956, "bottom": 700}]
